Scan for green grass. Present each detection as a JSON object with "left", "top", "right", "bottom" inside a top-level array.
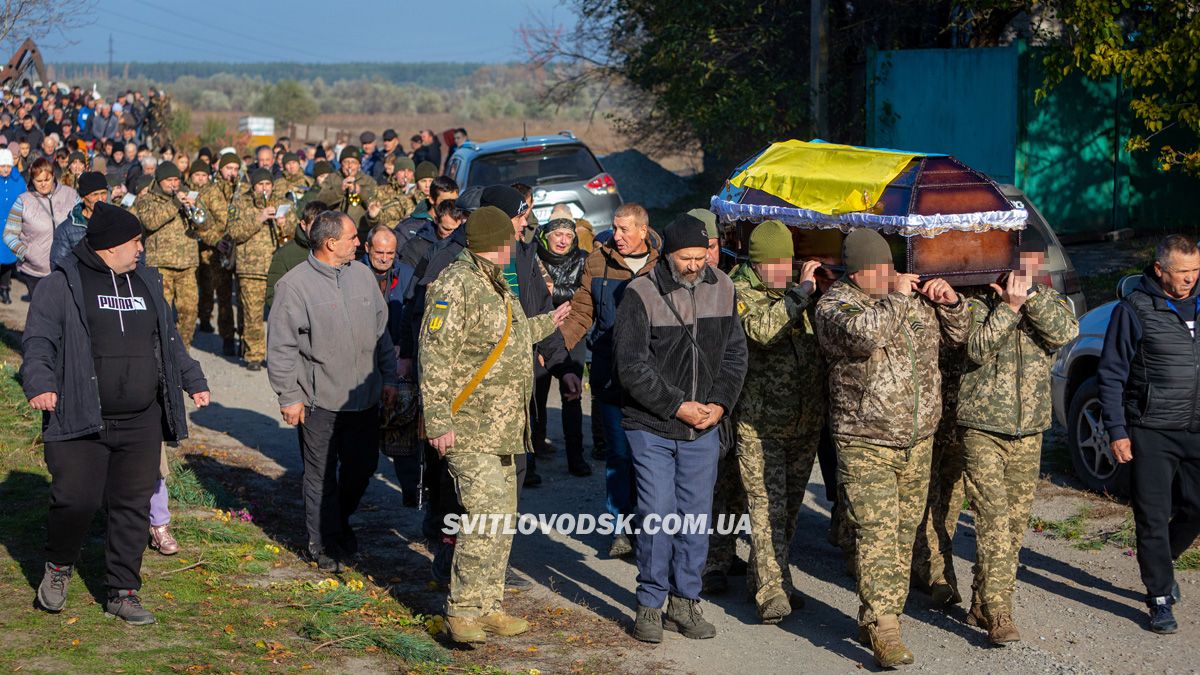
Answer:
[
  {"left": 1030, "top": 509, "right": 1089, "bottom": 542},
  {"left": 0, "top": 336, "right": 450, "bottom": 672},
  {"left": 1177, "top": 549, "right": 1200, "bottom": 571}
]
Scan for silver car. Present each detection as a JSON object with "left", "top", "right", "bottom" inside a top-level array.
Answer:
[
  {"left": 1050, "top": 274, "right": 1141, "bottom": 497},
  {"left": 445, "top": 132, "right": 623, "bottom": 232}
]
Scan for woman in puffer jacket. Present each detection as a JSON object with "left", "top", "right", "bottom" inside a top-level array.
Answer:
[
  {"left": 2, "top": 157, "right": 80, "bottom": 296},
  {"left": 533, "top": 217, "right": 592, "bottom": 476}
]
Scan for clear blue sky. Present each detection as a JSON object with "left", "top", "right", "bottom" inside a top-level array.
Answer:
[{"left": 42, "top": 0, "right": 567, "bottom": 63}]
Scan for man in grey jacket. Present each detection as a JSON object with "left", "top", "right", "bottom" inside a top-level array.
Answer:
[{"left": 267, "top": 210, "right": 399, "bottom": 571}]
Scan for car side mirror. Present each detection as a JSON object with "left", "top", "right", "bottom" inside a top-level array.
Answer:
[{"left": 1116, "top": 274, "right": 1140, "bottom": 300}]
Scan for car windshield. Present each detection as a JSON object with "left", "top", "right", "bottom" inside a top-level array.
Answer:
[{"left": 467, "top": 144, "right": 601, "bottom": 187}]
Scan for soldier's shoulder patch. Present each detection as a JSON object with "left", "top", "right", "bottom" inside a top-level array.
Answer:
[
  {"left": 837, "top": 301, "right": 863, "bottom": 315},
  {"left": 736, "top": 300, "right": 747, "bottom": 316},
  {"left": 428, "top": 300, "right": 449, "bottom": 334}
]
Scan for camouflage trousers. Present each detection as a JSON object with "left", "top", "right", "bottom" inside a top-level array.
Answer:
[
  {"left": 737, "top": 435, "right": 818, "bottom": 609},
  {"left": 197, "top": 258, "right": 235, "bottom": 340},
  {"left": 445, "top": 452, "right": 518, "bottom": 618},
  {"left": 837, "top": 435, "right": 934, "bottom": 625},
  {"left": 159, "top": 266, "right": 198, "bottom": 348},
  {"left": 237, "top": 276, "right": 267, "bottom": 362},
  {"left": 962, "top": 428, "right": 1041, "bottom": 614},
  {"left": 704, "top": 449, "right": 746, "bottom": 575},
  {"left": 911, "top": 423, "right": 966, "bottom": 591}
]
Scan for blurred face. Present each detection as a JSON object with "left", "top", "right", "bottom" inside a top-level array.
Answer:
[
  {"left": 31, "top": 170, "right": 54, "bottom": 194},
  {"left": 669, "top": 247, "right": 708, "bottom": 285},
  {"left": 1156, "top": 251, "right": 1200, "bottom": 300},
  {"left": 547, "top": 228, "right": 575, "bottom": 255},
  {"left": 256, "top": 148, "right": 272, "bottom": 167},
  {"left": 849, "top": 263, "right": 894, "bottom": 299},
  {"left": 285, "top": 159, "right": 300, "bottom": 175},
  {"left": 190, "top": 171, "right": 210, "bottom": 187},
  {"left": 159, "top": 176, "right": 180, "bottom": 195},
  {"left": 366, "top": 231, "right": 397, "bottom": 273},
  {"left": 61, "top": 123, "right": 72, "bottom": 136},
  {"left": 612, "top": 215, "right": 648, "bottom": 256},
  {"left": 220, "top": 163, "right": 239, "bottom": 182},
  {"left": 1016, "top": 251, "right": 1045, "bottom": 286},
  {"left": 756, "top": 259, "right": 793, "bottom": 290},
  {"left": 97, "top": 235, "right": 143, "bottom": 274},
  {"left": 341, "top": 157, "right": 360, "bottom": 177},
  {"left": 417, "top": 177, "right": 433, "bottom": 197},
  {"left": 328, "top": 217, "right": 359, "bottom": 265}
]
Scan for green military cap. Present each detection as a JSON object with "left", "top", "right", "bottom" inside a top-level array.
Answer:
[
  {"left": 340, "top": 145, "right": 361, "bottom": 162},
  {"left": 281, "top": 152, "right": 300, "bottom": 166},
  {"left": 467, "top": 206, "right": 516, "bottom": 254},
  {"left": 154, "top": 162, "right": 182, "bottom": 182},
  {"left": 313, "top": 160, "right": 334, "bottom": 178},
  {"left": 217, "top": 153, "right": 241, "bottom": 169},
  {"left": 189, "top": 159, "right": 211, "bottom": 177},
  {"left": 842, "top": 228, "right": 893, "bottom": 274},
  {"left": 393, "top": 155, "right": 415, "bottom": 172},
  {"left": 415, "top": 161, "right": 437, "bottom": 181},
  {"left": 749, "top": 219, "right": 793, "bottom": 263}
]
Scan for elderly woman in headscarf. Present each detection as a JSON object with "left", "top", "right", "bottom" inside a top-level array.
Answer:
[{"left": 533, "top": 216, "right": 592, "bottom": 477}]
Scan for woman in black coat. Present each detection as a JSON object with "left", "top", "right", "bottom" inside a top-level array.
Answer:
[{"left": 533, "top": 217, "right": 591, "bottom": 476}]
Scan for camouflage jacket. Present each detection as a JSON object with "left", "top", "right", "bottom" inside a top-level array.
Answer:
[
  {"left": 196, "top": 178, "right": 241, "bottom": 247},
  {"left": 730, "top": 263, "right": 825, "bottom": 439},
  {"left": 133, "top": 186, "right": 197, "bottom": 269},
  {"left": 815, "top": 279, "right": 970, "bottom": 448},
  {"left": 225, "top": 191, "right": 279, "bottom": 278},
  {"left": 418, "top": 249, "right": 557, "bottom": 456},
  {"left": 365, "top": 179, "right": 417, "bottom": 229},
  {"left": 274, "top": 170, "right": 314, "bottom": 201},
  {"left": 314, "top": 171, "right": 377, "bottom": 227},
  {"left": 957, "top": 283, "right": 1079, "bottom": 436}
]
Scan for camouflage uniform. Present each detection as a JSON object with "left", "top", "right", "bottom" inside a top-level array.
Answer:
[
  {"left": 364, "top": 176, "right": 418, "bottom": 229},
  {"left": 729, "top": 264, "right": 825, "bottom": 613},
  {"left": 133, "top": 185, "right": 199, "bottom": 346},
  {"left": 272, "top": 170, "right": 313, "bottom": 237},
  {"left": 315, "top": 171, "right": 377, "bottom": 240},
  {"left": 419, "top": 249, "right": 557, "bottom": 618},
  {"left": 910, "top": 343, "right": 968, "bottom": 595},
  {"left": 958, "top": 284, "right": 1078, "bottom": 616},
  {"left": 196, "top": 178, "right": 239, "bottom": 342},
  {"left": 225, "top": 189, "right": 281, "bottom": 364},
  {"left": 814, "top": 279, "right": 970, "bottom": 626},
  {"left": 704, "top": 453, "right": 746, "bottom": 579}
]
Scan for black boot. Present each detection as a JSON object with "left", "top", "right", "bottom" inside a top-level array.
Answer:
[{"left": 0, "top": 286, "right": 10, "bottom": 304}]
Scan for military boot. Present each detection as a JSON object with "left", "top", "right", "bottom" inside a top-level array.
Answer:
[
  {"left": 758, "top": 592, "right": 791, "bottom": 624},
  {"left": 930, "top": 581, "right": 962, "bottom": 607},
  {"left": 632, "top": 605, "right": 663, "bottom": 643},
  {"left": 985, "top": 610, "right": 1021, "bottom": 644},
  {"left": 966, "top": 598, "right": 986, "bottom": 628},
  {"left": 864, "top": 615, "right": 915, "bottom": 668},
  {"left": 445, "top": 616, "right": 487, "bottom": 644},
  {"left": 664, "top": 595, "right": 716, "bottom": 639},
  {"left": 477, "top": 611, "right": 529, "bottom": 636}
]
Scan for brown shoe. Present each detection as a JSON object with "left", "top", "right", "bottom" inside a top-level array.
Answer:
[
  {"left": 866, "top": 615, "right": 915, "bottom": 668},
  {"left": 986, "top": 611, "right": 1021, "bottom": 644},
  {"left": 149, "top": 525, "right": 180, "bottom": 556},
  {"left": 445, "top": 616, "right": 487, "bottom": 644},
  {"left": 477, "top": 611, "right": 529, "bottom": 637}
]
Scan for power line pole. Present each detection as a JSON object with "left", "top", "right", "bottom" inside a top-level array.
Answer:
[{"left": 107, "top": 33, "right": 113, "bottom": 79}]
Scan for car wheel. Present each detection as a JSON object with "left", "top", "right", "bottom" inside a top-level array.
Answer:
[{"left": 1066, "top": 376, "right": 1130, "bottom": 497}]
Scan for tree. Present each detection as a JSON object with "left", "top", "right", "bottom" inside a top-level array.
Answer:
[
  {"left": 1039, "top": 1, "right": 1200, "bottom": 175},
  {"left": 0, "top": 0, "right": 95, "bottom": 48},
  {"left": 253, "top": 80, "right": 318, "bottom": 127}
]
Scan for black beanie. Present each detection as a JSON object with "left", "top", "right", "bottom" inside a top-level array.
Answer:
[
  {"left": 340, "top": 145, "right": 361, "bottom": 162},
  {"left": 76, "top": 171, "right": 107, "bottom": 197},
  {"left": 87, "top": 202, "right": 143, "bottom": 250},
  {"left": 154, "top": 162, "right": 181, "bottom": 182},
  {"left": 480, "top": 185, "right": 526, "bottom": 218},
  {"left": 466, "top": 206, "right": 516, "bottom": 254},
  {"left": 249, "top": 168, "right": 273, "bottom": 185},
  {"left": 662, "top": 213, "right": 710, "bottom": 254}
]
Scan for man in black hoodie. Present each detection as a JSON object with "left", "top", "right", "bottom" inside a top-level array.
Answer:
[{"left": 21, "top": 202, "right": 210, "bottom": 625}]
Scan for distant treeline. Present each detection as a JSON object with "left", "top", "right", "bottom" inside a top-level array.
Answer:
[{"left": 50, "top": 62, "right": 489, "bottom": 88}]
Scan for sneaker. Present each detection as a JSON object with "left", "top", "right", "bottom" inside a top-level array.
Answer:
[
  {"left": 632, "top": 604, "right": 663, "bottom": 643},
  {"left": 445, "top": 615, "right": 486, "bottom": 644},
  {"left": 986, "top": 611, "right": 1021, "bottom": 644},
  {"left": 701, "top": 570, "right": 729, "bottom": 595},
  {"left": 608, "top": 533, "right": 633, "bottom": 559},
  {"left": 477, "top": 611, "right": 530, "bottom": 636},
  {"left": 105, "top": 590, "right": 156, "bottom": 625},
  {"left": 664, "top": 595, "right": 716, "bottom": 639},
  {"left": 149, "top": 524, "right": 180, "bottom": 555},
  {"left": 865, "top": 614, "right": 915, "bottom": 668},
  {"left": 36, "top": 562, "right": 72, "bottom": 612},
  {"left": 758, "top": 593, "right": 791, "bottom": 624},
  {"left": 1148, "top": 596, "right": 1178, "bottom": 634}
]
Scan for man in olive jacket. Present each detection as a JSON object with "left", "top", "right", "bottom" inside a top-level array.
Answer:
[
  {"left": 958, "top": 239, "right": 1078, "bottom": 644},
  {"left": 814, "top": 228, "right": 969, "bottom": 668},
  {"left": 419, "top": 206, "right": 567, "bottom": 644}
]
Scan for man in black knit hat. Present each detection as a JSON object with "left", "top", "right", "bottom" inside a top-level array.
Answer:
[{"left": 21, "top": 202, "right": 210, "bottom": 625}]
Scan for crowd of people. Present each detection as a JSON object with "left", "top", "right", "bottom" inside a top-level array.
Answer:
[{"left": 8, "top": 85, "right": 1200, "bottom": 667}]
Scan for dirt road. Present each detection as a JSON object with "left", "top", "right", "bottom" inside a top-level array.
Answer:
[{"left": 2, "top": 290, "right": 1195, "bottom": 673}]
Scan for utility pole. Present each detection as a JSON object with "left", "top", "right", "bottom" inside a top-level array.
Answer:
[
  {"left": 107, "top": 33, "right": 113, "bottom": 79},
  {"left": 810, "top": 0, "right": 829, "bottom": 139}
]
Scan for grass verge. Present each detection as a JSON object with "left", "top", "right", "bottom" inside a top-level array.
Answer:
[{"left": 0, "top": 336, "right": 450, "bottom": 672}]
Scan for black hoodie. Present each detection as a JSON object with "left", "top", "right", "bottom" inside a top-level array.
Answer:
[{"left": 74, "top": 242, "right": 161, "bottom": 418}]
